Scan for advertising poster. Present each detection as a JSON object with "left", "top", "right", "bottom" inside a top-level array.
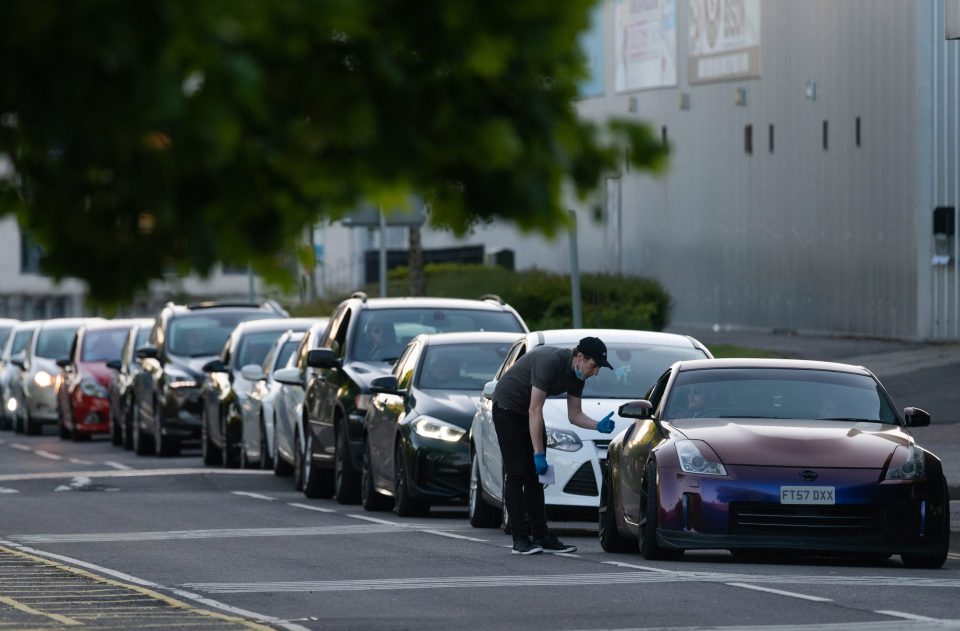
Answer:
[
  {"left": 614, "top": 0, "right": 677, "bottom": 92},
  {"left": 578, "top": 3, "right": 606, "bottom": 98},
  {"left": 688, "top": 0, "right": 761, "bottom": 83}
]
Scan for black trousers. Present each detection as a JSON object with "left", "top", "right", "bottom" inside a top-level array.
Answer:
[{"left": 492, "top": 403, "right": 548, "bottom": 540}]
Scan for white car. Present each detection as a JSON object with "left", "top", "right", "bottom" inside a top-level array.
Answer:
[{"left": 468, "top": 328, "right": 713, "bottom": 527}]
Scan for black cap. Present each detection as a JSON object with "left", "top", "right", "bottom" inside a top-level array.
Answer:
[{"left": 576, "top": 336, "right": 613, "bottom": 369}]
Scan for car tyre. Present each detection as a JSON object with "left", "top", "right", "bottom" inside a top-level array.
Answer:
[
  {"left": 154, "top": 407, "right": 180, "bottom": 457},
  {"left": 334, "top": 425, "right": 361, "bottom": 504},
  {"left": 122, "top": 408, "right": 134, "bottom": 450},
  {"left": 273, "top": 420, "right": 293, "bottom": 477},
  {"left": 258, "top": 419, "right": 272, "bottom": 470},
  {"left": 110, "top": 412, "right": 123, "bottom": 446},
  {"left": 639, "top": 460, "right": 682, "bottom": 561},
  {"left": 302, "top": 431, "right": 334, "bottom": 499},
  {"left": 468, "top": 450, "right": 501, "bottom": 528},
  {"left": 222, "top": 419, "right": 240, "bottom": 469},
  {"left": 25, "top": 413, "right": 41, "bottom": 436},
  {"left": 901, "top": 479, "right": 950, "bottom": 569},
  {"left": 599, "top": 468, "right": 638, "bottom": 553},
  {"left": 361, "top": 439, "right": 393, "bottom": 512},
  {"left": 58, "top": 415, "right": 70, "bottom": 440},
  {"left": 201, "top": 410, "right": 222, "bottom": 466},
  {"left": 394, "top": 441, "right": 429, "bottom": 517}
]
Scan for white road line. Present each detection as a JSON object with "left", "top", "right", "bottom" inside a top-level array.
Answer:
[
  {"left": 0, "top": 488, "right": 19, "bottom": 494},
  {"left": 874, "top": 611, "right": 944, "bottom": 622},
  {"left": 419, "top": 529, "right": 488, "bottom": 543},
  {"left": 10, "top": 443, "right": 30, "bottom": 451},
  {"left": 34, "top": 450, "right": 63, "bottom": 461},
  {"left": 68, "top": 458, "right": 93, "bottom": 465},
  {"left": 346, "top": 513, "right": 402, "bottom": 526},
  {"left": 231, "top": 491, "right": 275, "bottom": 501},
  {"left": 726, "top": 582, "right": 833, "bottom": 602},
  {"left": 287, "top": 503, "right": 336, "bottom": 513},
  {"left": 0, "top": 468, "right": 272, "bottom": 482},
  {"left": 8, "top": 524, "right": 413, "bottom": 544},
  {"left": 569, "top": 622, "right": 960, "bottom": 631},
  {"left": 602, "top": 560, "right": 677, "bottom": 573},
  {"left": 0, "top": 540, "right": 309, "bottom": 631}
]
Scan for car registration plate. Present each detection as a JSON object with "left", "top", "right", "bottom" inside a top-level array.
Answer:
[{"left": 780, "top": 486, "right": 835, "bottom": 505}]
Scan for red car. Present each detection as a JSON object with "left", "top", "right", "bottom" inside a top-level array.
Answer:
[{"left": 57, "top": 321, "right": 130, "bottom": 440}]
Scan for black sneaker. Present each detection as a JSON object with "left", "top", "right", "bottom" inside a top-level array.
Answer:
[
  {"left": 533, "top": 534, "right": 577, "bottom": 554},
  {"left": 511, "top": 537, "right": 543, "bottom": 555}
]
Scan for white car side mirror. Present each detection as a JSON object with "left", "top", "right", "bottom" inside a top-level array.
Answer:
[{"left": 481, "top": 380, "right": 497, "bottom": 401}]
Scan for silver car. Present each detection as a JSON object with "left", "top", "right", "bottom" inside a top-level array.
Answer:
[
  {"left": 19, "top": 318, "right": 98, "bottom": 434},
  {"left": 0, "top": 320, "right": 33, "bottom": 431}
]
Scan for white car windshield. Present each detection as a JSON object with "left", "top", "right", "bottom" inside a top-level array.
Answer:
[{"left": 547, "top": 342, "right": 709, "bottom": 399}]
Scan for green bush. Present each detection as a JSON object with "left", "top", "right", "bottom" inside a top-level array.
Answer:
[{"left": 291, "top": 264, "right": 672, "bottom": 332}]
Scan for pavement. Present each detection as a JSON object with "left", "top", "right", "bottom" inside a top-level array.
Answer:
[{"left": 668, "top": 325, "right": 960, "bottom": 558}]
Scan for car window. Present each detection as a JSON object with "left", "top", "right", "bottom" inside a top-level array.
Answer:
[
  {"left": 10, "top": 328, "right": 34, "bottom": 356},
  {"left": 81, "top": 328, "right": 128, "bottom": 363},
  {"left": 544, "top": 342, "right": 708, "bottom": 400},
  {"left": 274, "top": 338, "right": 300, "bottom": 371},
  {"left": 418, "top": 342, "right": 512, "bottom": 391},
  {"left": 235, "top": 331, "right": 285, "bottom": 368},
  {"left": 662, "top": 368, "right": 900, "bottom": 423},
  {"left": 647, "top": 369, "right": 673, "bottom": 412},
  {"left": 35, "top": 326, "right": 79, "bottom": 359},
  {"left": 495, "top": 340, "right": 527, "bottom": 380},
  {"left": 351, "top": 308, "right": 524, "bottom": 363},
  {"left": 166, "top": 312, "right": 273, "bottom": 357},
  {"left": 396, "top": 342, "right": 422, "bottom": 390},
  {"left": 0, "top": 326, "right": 12, "bottom": 350}
]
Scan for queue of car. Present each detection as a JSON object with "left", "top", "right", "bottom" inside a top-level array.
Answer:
[{"left": 0, "top": 291, "right": 950, "bottom": 569}]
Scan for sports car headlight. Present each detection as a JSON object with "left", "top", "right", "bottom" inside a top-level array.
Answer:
[
  {"left": 885, "top": 445, "right": 925, "bottom": 481},
  {"left": 33, "top": 370, "right": 53, "bottom": 388},
  {"left": 413, "top": 416, "right": 465, "bottom": 442},
  {"left": 79, "top": 379, "right": 108, "bottom": 398},
  {"left": 546, "top": 428, "right": 583, "bottom": 452},
  {"left": 676, "top": 439, "right": 727, "bottom": 475}
]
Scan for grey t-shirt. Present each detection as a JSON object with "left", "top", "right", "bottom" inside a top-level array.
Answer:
[{"left": 492, "top": 346, "right": 585, "bottom": 414}]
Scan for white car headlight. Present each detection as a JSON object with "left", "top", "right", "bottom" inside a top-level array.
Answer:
[
  {"left": 546, "top": 428, "right": 583, "bottom": 452},
  {"left": 413, "top": 416, "right": 465, "bottom": 442},
  {"left": 33, "top": 370, "right": 53, "bottom": 388},
  {"left": 885, "top": 445, "right": 925, "bottom": 480},
  {"left": 6, "top": 397, "right": 17, "bottom": 412},
  {"left": 676, "top": 439, "right": 727, "bottom": 475},
  {"left": 79, "top": 379, "right": 108, "bottom": 398}
]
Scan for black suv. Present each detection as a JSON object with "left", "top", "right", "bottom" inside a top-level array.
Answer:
[
  {"left": 131, "top": 301, "right": 287, "bottom": 456},
  {"left": 300, "top": 293, "right": 527, "bottom": 502}
]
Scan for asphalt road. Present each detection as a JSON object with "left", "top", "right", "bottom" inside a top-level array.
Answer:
[{"left": 1, "top": 432, "right": 959, "bottom": 631}]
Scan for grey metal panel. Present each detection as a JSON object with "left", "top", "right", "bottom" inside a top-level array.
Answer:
[{"left": 594, "top": 0, "right": 922, "bottom": 338}]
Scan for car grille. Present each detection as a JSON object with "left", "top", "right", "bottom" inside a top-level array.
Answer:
[
  {"left": 562, "top": 462, "right": 598, "bottom": 496},
  {"left": 730, "top": 503, "right": 884, "bottom": 537}
]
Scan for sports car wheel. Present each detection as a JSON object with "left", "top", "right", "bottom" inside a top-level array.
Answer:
[
  {"left": 639, "top": 460, "right": 682, "bottom": 561},
  {"left": 394, "top": 441, "right": 429, "bottom": 517},
  {"left": 468, "top": 450, "right": 501, "bottom": 528},
  {"left": 901, "top": 479, "right": 950, "bottom": 569},
  {"left": 334, "top": 424, "right": 361, "bottom": 504},
  {"left": 599, "top": 468, "right": 637, "bottom": 553},
  {"left": 110, "top": 414, "right": 123, "bottom": 446},
  {"left": 361, "top": 439, "right": 393, "bottom": 512}
]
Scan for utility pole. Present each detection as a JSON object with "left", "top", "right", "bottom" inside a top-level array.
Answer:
[{"left": 568, "top": 209, "right": 582, "bottom": 328}]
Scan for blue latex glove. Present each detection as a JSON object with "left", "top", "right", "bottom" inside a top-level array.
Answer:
[
  {"left": 533, "top": 452, "right": 549, "bottom": 475},
  {"left": 596, "top": 411, "right": 616, "bottom": 434}
]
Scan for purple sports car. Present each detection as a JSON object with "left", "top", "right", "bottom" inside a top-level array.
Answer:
[{"left": 599, "top": 358, "right": 950, "bottom": 568}]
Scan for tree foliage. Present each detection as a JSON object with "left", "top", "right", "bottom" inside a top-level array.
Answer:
[{"left": 0, "top": 0, "right": 667, "bottom": 303}]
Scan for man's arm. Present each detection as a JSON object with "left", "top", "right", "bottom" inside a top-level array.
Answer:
[
  {"left": 528, "top": 386, "right": 548, "bottom": 452},
  {"left": 567, "top": 395, "right": 601, "bottom": 430}
]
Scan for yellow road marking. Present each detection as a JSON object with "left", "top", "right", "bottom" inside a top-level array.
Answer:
[
  {"left": 0, "top": 594, "right": 82, "bottom": 625},
  {"left": 0, "top": 545, "right": 274, "bottom": 630}
]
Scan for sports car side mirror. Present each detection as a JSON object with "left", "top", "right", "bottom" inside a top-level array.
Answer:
[
  {"left": 273, "top": 367, "right": 302, "bottom": 386},
  {"left": 240, "top": 364, "right": 265, "bottom": 381},
  {"left": 202, "top": 359, "right": 228, "bottom": 373},
  {"left": 106, "top": 359, "right": 122, "bottom": 371},
  {"left": 903, "top": 407, "right": 930, "bottom": 427},
  {"left": 618, "top": 400, "right": 653, "bottom": 420},
  {"left": 56, "top": 358, "right": 71, "bottom": 368}
]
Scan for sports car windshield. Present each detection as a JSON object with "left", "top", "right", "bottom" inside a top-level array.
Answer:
[
  {"left": 547, "top": 342, "right": 709, "bottom": 399},
  {"left": 663, "top": 368, "right": 899, "bottom": 423}
]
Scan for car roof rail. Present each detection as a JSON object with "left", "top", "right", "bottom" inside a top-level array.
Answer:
[
  {"left": 480, "top": 294, "right": 505, "bottom": 305},
  {"left": 351, "top": 291, "right": 368, "bottom": 303},
  {"left": 260, "top": 299, "right": 289, "bottom": 316},
  {"left": 186, "top": 301, "right": 261, "bottom": 310}
]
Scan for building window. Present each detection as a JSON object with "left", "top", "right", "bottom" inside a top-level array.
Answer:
[
  {"left": 768, "top": 124, "right": 774, "bottom": 153},
  {"left": 744, "top": 124, "right": 753, "bottom": 155},
  {"left": 20, "top": 233, "right": 44, "bottom": 274},
  {"left": 855, "top": 117, "right": 861, "bottom": 147},
  {"left": 822, "top": 120, "right": 829, "bottom": 151}
]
